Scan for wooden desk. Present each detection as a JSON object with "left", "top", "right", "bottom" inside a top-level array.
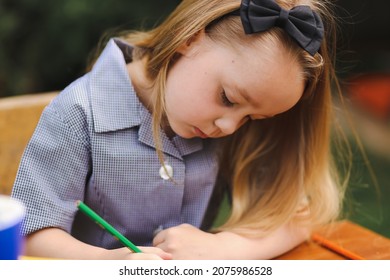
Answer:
[
  {"left": 276, "top": 220, "right": 390, "bottom": 260},
  {"left": 19, "top": 220, "right": 390, "bottom": 260}
]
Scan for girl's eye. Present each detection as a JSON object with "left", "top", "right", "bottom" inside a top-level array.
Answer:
[{"left": 220, "top": 91, "right": 234, "bottom": 107}]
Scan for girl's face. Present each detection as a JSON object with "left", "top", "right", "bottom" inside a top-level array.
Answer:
[{"left": 164, "top": 32, "right": 305, "bottom": 139}]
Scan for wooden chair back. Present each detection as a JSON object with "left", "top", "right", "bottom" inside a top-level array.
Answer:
[{"left": 0, "top": 92, "right": 58, "bottom": 195}]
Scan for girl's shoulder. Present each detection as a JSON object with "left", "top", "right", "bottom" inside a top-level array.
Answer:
[
  {"left": 48, "top": 73, "right": 93, "bottom": 121},
  {"left": 46, "top": 38, "right": 140, "bottom": 133}
]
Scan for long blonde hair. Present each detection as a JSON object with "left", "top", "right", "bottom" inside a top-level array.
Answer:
[{"left": 120, "top": 0, "right": 347, "bottom": 236}]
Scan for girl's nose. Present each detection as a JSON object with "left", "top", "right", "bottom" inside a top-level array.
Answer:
[{"left": 214, "top": 116, "right": 248, "bottom": 136}]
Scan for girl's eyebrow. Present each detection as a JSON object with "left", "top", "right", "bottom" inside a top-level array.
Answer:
[
  {"left": 234, "top": 86, "right": 273, "bottom": 119},
  {"left": 235, "top": 86, "right": 260, "bottom": 107},
  {"left": 250, "top": 113, "right": 274, "bottom": 120}
]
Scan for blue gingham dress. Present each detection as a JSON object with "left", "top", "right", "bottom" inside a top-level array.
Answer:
[{"left": 11, "top": 39, "right": 218, "bottom": 248}]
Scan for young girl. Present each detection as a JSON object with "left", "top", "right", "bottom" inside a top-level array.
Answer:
[{"left": 12, "top": 0, "right": 345, "bottom": 259}]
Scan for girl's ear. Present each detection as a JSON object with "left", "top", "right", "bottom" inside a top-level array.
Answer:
[{"left": 176, "top": 29, "right": 206, "bottom": 55}]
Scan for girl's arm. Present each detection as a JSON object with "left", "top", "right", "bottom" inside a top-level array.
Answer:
[
  {"left": 153, "top": 221, "right": 309, "bottom": 259},
  {"left": 26, "top": 228, "right": 172, "bottom": 260}
]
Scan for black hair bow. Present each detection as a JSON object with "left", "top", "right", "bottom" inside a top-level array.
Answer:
[{"left": 233, "top": 0, "right": 324, "bottom": 56}]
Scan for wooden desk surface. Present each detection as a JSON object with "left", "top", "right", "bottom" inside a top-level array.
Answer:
[
  {"left": 276, "top": 220, "right": 390, "bottom": 260},
  {"left": 20, "top": 220, "right": 390, "bottom": 260}
]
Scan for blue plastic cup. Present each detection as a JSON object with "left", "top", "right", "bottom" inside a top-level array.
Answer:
[{"left": 0, "top": 195, "right": 25, "bottom": 260}]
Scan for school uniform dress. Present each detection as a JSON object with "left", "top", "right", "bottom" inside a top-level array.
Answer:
[{"left": 11, "top": 38, "right": 218, "bottom": 247}]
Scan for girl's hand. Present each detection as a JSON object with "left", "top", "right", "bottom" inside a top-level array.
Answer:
[
  {"left": 153, "top": 224, "right": 219, "bottom": 259},
  {"left": 153, "top": 222, "right": 309, "bottom": 260},
  {"left": 99, "top": 246, "right": 172, "bottom": 260}
]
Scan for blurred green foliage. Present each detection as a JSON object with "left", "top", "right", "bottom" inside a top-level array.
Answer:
[
  {"left": 341, "top": 141, "right": 390, "bottom": 238},
  {"left": 0, "top": 0, "right": 180, "bottom": 97}
]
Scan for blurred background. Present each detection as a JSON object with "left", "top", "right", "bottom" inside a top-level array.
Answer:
[{"left": 1, "top": 0, "right": 389, "bottom": 237}]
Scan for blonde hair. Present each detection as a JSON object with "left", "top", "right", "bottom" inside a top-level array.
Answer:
[{"left": 119, "top": 0, "right": 348, "bottom": 236}]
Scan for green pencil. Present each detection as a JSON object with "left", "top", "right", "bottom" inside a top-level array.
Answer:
[{"left": 76, "top": 200, "right": 142, "bottom": 253}]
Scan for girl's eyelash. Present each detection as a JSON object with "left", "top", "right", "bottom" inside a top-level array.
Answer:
[{"left": 220, "top": 91, "right": 234, "bottom": 107}]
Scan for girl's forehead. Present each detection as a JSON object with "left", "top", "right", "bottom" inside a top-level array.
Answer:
[{"left": 223, "top": 42, "right": 305, "bottom": 115}]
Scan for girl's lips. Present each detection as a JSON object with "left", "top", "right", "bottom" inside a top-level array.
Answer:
[{"left": 194, "top": 127, "right": 208, "bottom": 139}]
